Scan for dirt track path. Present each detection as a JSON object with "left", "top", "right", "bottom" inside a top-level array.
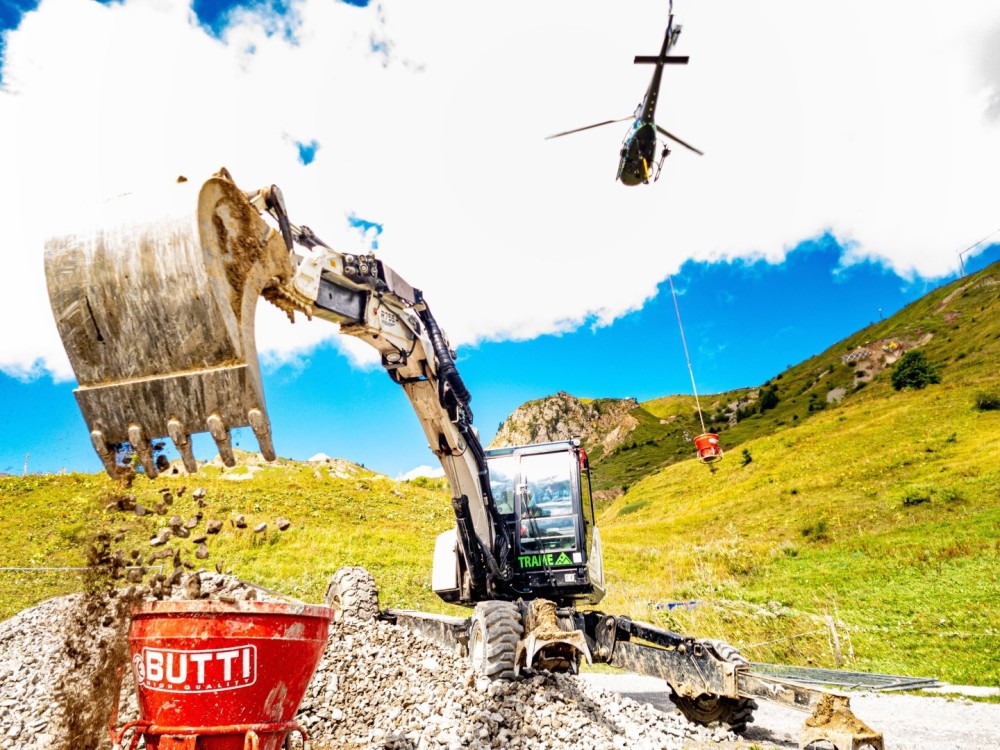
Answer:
[{"left": 578, "top": 672, "right": 1000, "bottom": 750}]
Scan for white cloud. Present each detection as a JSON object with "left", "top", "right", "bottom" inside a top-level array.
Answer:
[
  {"left": 398, "top": 464, "right": 446, "bottom": 482},
  {"left": 3, "top": 0, "right": 1000, "bottom": 379}
]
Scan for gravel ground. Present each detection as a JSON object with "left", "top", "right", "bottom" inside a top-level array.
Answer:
[
  {"left": 0, "top": 580, "right": 736, "bottom": 750},
  {"left": 2, "top": 575, "right": 996, "bottom": 750},
  {"left": 578, "top": 672, "right": 1000, "bottom": 750}
]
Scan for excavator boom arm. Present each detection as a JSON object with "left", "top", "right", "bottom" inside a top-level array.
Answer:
[{"left": 44, "top": 170, "right": 510, "bottom": 594}]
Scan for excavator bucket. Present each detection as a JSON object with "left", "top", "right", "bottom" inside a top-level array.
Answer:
[
  {"left": 44, "top": 172, "right": 296, "bottom": 479},
  {"left": 514, "top": 599, "right": 592, "bottom": 676}
]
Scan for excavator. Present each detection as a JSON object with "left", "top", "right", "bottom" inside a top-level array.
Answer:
[{"left": 44, "top": 169, "right": 883, "bottom": 750}]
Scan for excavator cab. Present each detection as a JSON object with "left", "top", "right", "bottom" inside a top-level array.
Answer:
[
  {"left": 491, "top": 440, "right": 605, "bottom": 606},
  {"left": 431, "top": 439, "right": 605, "bottom": 608}
]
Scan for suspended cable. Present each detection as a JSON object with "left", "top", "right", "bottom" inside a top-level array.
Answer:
[
  {"left": 957, "top": 226, "right": 1000, "bottom": 276},
  {"left": 668, "top": 275, "right": 707, "bottom": 434}
]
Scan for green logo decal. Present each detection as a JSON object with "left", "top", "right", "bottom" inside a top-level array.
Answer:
[{"left": 517, "top": 552, "right": 576, "bottom": 570}]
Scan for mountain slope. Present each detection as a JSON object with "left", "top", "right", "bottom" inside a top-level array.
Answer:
[
  {"left": 491, "top": 261, "right": 1000, "bottom": 503},
  {"left": 591, "top": 260, "right": 1000, "bottom": 685}
]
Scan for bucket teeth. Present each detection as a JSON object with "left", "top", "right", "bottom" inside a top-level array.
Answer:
[
  {"left": 90, "top": 429, "right": 118, "bottom": 477},
  {"left": 128, "top": 424, "right": 159, "bottom": 479},
  {"left": 167, "top": 418, "right": 198, "bottom": 473},
  {"left": 207, "top": 414, "right": 235, "bottom": 467},
  {"left": 247, "top": 407, "right": 276, "bottom": 462}
]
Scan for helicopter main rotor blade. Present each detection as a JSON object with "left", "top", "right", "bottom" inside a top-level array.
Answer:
[
  {"left": 545, "top": 117, "right": 633, "bottom": 140},
  {"left": 656, "top": 125, "right": 704, "bottom": 155}
]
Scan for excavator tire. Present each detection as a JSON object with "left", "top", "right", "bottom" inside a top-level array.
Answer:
[
  {"left": 668, "top": 640, "right": 758, "bottom": 735},
  {"left": 325, "top": 566, "right": 380, "bottom": 623},
  {"left": 468, "top": 601, "right": 523, "bottom": 681}
]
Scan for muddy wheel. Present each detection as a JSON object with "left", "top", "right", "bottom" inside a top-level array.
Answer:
[
  {"left": 669, "top": 692, "right": 757, "bottom": 734},
  {"left": 468, "top": 600, "right": 523, "bottom": 681},
  {"left": 668, "top": 640, "right": 757, "bottom": 734},
  {"left": 324, "top": 566, "right": 379, "bottom": 623}
]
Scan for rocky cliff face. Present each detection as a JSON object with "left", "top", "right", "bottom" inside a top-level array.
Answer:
[{"left": 487, "top": 391, "right": 639, "bottom": 456}]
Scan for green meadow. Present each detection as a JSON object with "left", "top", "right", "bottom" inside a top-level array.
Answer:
[{"left": 2, "top": 261, "right": 998, "bottom": 687}]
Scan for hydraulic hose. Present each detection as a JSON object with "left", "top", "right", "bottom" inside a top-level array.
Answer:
[
  {"left": 416, "top": 292, "right": 472, "bottom": 410},
  {"left": 417, "top": 292, "right": 514, "bottom": 585}
]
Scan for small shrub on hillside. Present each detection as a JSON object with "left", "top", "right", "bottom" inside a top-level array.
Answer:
[
  {"left": 974, "top": 392, "right": 1000, "bottom": 411},
  {"left": 891, "top": 350, "right": 941, "bottom": 390},
  {"left": 901, "top": 487, "right": 932, "bottom": 507},
  {"left": 800, "top": 518, "right": 830, "bottom": 541},
  {"left": 408, "top": 476, "right": 447, "bottom": 490},
  {"left": 938, "top": 487, "right": 964, "bottom": 504},
  {"left": 741, "top": 448, "right": 753, "bottom": 466},
  {"left": 619, "top": 499, "right": 650, "bottom": 516},
  {"left": 759, "top": 385, "right": 780, "bottom": 412}
]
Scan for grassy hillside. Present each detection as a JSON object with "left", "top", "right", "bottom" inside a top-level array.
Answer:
[
  {"left": 588, "top": 261, "right": 1000, "bottom": 498},
  {"left": 2, "top": 262, "right": 997, "bottom": 687},
  {"left": 0, "top": 463, "right": 461, "bottom": 620},
  {"left": 594, "top": 261, "right": 1000, "bottom": 686},
  {"left": 598, "top": 380, "right": 1000, "bottom": 685}
]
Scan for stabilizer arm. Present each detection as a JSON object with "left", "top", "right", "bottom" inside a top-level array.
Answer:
[{"left": 575, "top": 612, "right": 884, "bottom": 750}]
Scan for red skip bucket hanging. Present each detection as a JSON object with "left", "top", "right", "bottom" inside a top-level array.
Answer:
[
  {"left": 111, "top": 600, "right": 333, "bottom": 750},
  {"left": 693, "top": 432, "right": 723, "bottom": 463}
]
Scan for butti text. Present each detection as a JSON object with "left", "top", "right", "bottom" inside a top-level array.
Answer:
[{"left": 138, "top": 645, "right": 257, "bottom": 692}]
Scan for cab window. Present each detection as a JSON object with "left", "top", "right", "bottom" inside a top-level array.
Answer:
[
  {"left": 487, "top": 454, "right": 517, "bottom": 516},
  {"left": 519, "top": 451, "right": 577, "bottom": 553}
]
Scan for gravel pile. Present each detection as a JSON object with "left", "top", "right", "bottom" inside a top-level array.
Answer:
[
  {"left": 0, "top": 576, "right": 740, "bottom": 750},
  {"left": 297, "top": 617, "right": 738, "bottom": 750}
]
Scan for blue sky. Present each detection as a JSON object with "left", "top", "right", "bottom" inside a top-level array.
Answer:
[
  {"left": 2, "top": 0, "right": 1000, "bottom": 477},
  {"left": 3, "top": 238, "right": 996, "bottom": 477}
]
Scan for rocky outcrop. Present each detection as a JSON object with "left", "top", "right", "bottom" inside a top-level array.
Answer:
[{"left": 488, "top": 392, "right": 640, "bottom": 455}]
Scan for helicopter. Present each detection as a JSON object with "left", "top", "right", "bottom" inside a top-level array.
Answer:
[{"left": 545, "top": 0, "right": 702, "bottom": 185}]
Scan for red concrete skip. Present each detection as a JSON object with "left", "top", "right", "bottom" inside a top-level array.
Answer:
[
  {"left": 693, "top": 433, "right": 723, "bottom": 463},
  {"left": 125, "top": 600, "right": 333, "bottom": 750}
]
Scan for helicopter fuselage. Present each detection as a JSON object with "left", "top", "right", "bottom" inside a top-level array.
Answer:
[
  {"left": 617, "top": 19, "right": 671, "bottom": 186},
  {"left": 617, "top": 120, "right": 658, "bottom": 186},
  {"left": 544, "top": 2, "right": 700, "bottom": 185}
]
